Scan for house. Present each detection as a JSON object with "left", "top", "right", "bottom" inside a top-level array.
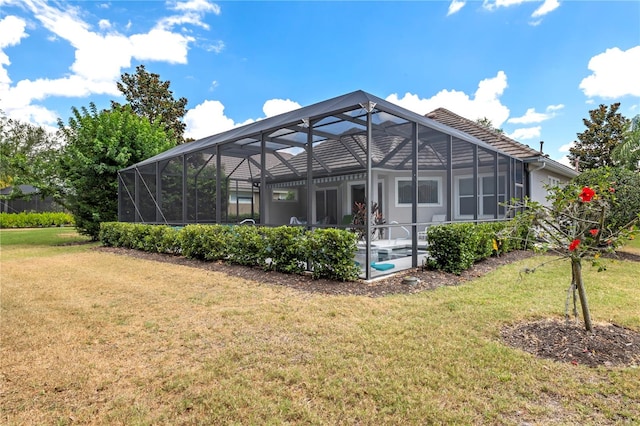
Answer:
[
  {"left": 0, "top": 184, "right": 63, "bottom": 213},
  {"left": 425, "top": 108, "right": 578, "bottom": 206},
  {"left": 118, "top": 90, "right": 578, "bottom": 279}
]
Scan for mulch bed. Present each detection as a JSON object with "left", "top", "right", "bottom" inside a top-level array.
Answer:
[
  {"left": 95, "top": 246, "right": 640, "bottom": 368},
  {"left": 502, "top": 319, "right": 640, "bottom": 368}
]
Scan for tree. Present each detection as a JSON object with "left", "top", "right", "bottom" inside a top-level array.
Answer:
[
  {"left": 0, "top": 111, "right": 61, "bottom": 196},
  {"left": 612, "top": 114, "right": 640, "bottom": 171},
  {"left": 111, "top": 65, "right": 188, "bottom": 143},
  {"left": 572, "top": 167, "right": 640, "bottom": 231},
  {"left": 506, "top": 179, "right": 639, "bottom": 332},
  {"left": 475, "top": 117, "right": 504, "bottom": 134},
  {"left": 58, "top": 103, "right": 175, "bottom": 239},
  {"left": 568, "top": 103, "right": 629, "bottom": 170}
]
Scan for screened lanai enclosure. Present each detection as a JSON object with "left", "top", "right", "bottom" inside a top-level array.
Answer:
[{"left": 119, "top": 90, "right": 526, "bottom": 279}]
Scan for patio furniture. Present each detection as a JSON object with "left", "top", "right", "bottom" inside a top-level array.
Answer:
[{"left": 418, "top": 214, "right": 446, "bottom": 240}]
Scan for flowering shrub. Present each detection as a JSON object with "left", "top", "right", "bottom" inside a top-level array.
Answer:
[{"left": 506, "top": 179, "right": 639, "bottom": 332}]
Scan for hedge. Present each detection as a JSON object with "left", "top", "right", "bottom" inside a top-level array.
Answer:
[
  {"left": 0, "top": 212, "right": 74, "bottom": 228},
  {"left": 99, "top": 222, "right": 360, "bottom": 281},
  {"left": 100, "top": 218, "right": 531, "bottom": 280},
  {"left": 426, "top": 219, "right": 531, "bottom": 275}
]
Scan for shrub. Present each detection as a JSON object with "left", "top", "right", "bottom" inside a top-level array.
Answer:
[
  {"left": 262, "top": 226, "right": 308, "bottom": 274},
  {"left": 306, "top": 228, "right": 360, "bottom": 281},
  {"left": 0, "top": 212, "right": 74, "bottom": 228},
  {"left": 142, "top": 225, "right": 181, "bottom": 254},
  {"left": 100, "top": 222, "right": 361, "bottom": 282},
  {"left": 227, "top": 225, "right": 266, "bottom": 267},
  {"left": 426, "top": 223, "right": 479, "bottom": 274},
  {"left": 179, "top": 224, "right": 232, "bottom": 261}
]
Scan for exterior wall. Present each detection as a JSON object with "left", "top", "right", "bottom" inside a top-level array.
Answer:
[
  {"left": 382, "top": 170, "right": 448, "bottom": 226},
  {"left": 265, "top": 186, "right": 307, "bottom": 225},
  {"left": 529, "top": 168, "right": 572, "bottom": 206}
]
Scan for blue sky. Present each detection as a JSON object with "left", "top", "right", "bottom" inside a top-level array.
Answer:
[{"left": 1, "top": 0, "right": 638, "bottom": 165}]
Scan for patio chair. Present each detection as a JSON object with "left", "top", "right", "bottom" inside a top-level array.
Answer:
[
  {"left": 418, "top": 214, "right": 446, "bottom": 240},
  {"left": 289, "top": 216, "right": 305, "bottom": 225}
]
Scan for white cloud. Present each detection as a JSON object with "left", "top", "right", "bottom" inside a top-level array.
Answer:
[
  {"left": 507, "top": 104, "right": 563, "bottom": 124},
  {"left": 0, "top": 0, "right": 220, "bottom": 127},
  {"left": 447, "top": 0, "right": 466, "bottom": 16},
  {"left": 184, "top": 97, "right": 301, "bottom": 140},
  {"left": 0, "top": 15, "right": 28, "bottom": 87},
  {"left": 173, "top": 0, "right": 221, "bottom": 14},
  {"left": 483, "top": 0, "right": 560, "bottom": 20},
  {"left": 130, "top": 29, "right": 193, "bottom": 64},
  {"left": 483, "top": 0, "right": 531, "bottom": 12},
  {"left": 554, "top": 142, "right": 577, "bottom": 168},
  {"left": 205, "top": 40, "right": 225, "bottom": 53},
  {"left": 507, "top": 126, "right": 541, "bottom": 140},
  {"left": 262, "top": 98, "right": 301, "bottom": 118},
  {"left": 0, "top": 15, "right": 28, "bottom": 48},
  {"left": 532, "top": 0, "right": 559, "bottom": 17},
  {"left": 556, "top": 155, "right": 574, "bottom": 168},
  {"left": 558, "top": 142, "right": 573, "bottom": 153},
  {"left": 183, "top": 100, "right": 237, "bottom": 139},
  {"left": 158, "top": 0, "right": 221, "bottom": 30},
  {"left": 387, "top": 71, "right": 510, "bottom": 128},
  {"left": 546, "top": 104, "right": 564, "bottom": 112},
  {"left": 579, "top": 46, "right": 640, "bottom": 98}
]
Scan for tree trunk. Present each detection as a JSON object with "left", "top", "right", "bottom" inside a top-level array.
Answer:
[{"left": 572, "top": 258, "right": 593, "bottom": 332}]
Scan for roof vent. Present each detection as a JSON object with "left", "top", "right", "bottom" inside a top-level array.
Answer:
[{"left": 539, "top": 140, "right": 544, "bottom": 154}]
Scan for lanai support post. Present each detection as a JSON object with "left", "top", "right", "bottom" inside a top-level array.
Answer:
[
  {"left": 305, "top": 118, "right": 313, "bottom": 227},
  {"left": 364, "top": 102, "right": 375, "bottom": 280},
  {"left": 447, "top": 135, "right": 453, "bottom": 221},
  {"left": 260, "top": 134, "right": 266, "bottom": 224},
  {"left": 473, "top": 145, "right": 478, "bottom": 222},
  {"left": 156, "top": 162, "right": 161, "bottom": 223},
  {"left": 134, "top": 168, "right": 140, "bottom": 223},
  {"left": 493, "top": 151, "right": 499, "bottom": 220},
  {"left": 216, "top": 145, "right": 222, "bottom": 224},
  {"left": 181, "top": 155, "right": 187, "bottom": 224},
  {"left": 411, "top": 122, "right": 418, "bottom": 268}
]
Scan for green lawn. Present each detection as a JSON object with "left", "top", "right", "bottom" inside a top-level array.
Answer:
[
  {"left": 1, "top": 228, "right": 639, "bottom": 425},
  {"left": 0, "top": 227, "right": 95, "bottom": 260}
]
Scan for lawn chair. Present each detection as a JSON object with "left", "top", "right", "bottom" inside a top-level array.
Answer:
[{"left": 418, "top": 214, "right": 446, "bottom": 240}]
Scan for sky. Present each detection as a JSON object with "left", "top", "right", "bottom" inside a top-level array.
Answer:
[{"left": 1, "top": 0, "right": 639, "bottom": 166}]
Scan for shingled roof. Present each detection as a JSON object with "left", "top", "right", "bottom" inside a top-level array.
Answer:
[{"left": 425, "top": 108, "right": 541, "bottom": 159}]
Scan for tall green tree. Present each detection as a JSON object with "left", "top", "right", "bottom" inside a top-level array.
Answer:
[
  {"left": 0, "top": 111, "right": 60, "bottom": 195},
  {"left": 111, "top": 65, "right": 188, "bottom": 143},
  {"left": 568, "top": 103, "right": 629, "bottom": 170},
  {"left": 612, "top": 114, "right": 640, "bottom": 171},
  {"left": 58, "top": 104, "right": 175, "bottom": 239}
]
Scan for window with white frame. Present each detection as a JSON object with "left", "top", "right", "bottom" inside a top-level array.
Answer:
[
  {"left": 395, "top": 177, "right": 441, "bottom": 207},
  {"left": 455, "top": 174, "right": 506, "bottom": 219},
  {"left": 546, "top": 176, "right": 561, "bottom": 197}
]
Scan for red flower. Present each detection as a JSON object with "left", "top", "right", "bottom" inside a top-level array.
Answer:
[
  {"left": 569, "top": 239, "right": 581, "bottom": 251},
  {"left": 609, "top": 187, "right": 615, "bottom": 193},
  {"left": 579, "top": 187, "right": 595, "bottom": 202},
  {"left": 589, "top": 229, "right": 599, "bottom": 236}
]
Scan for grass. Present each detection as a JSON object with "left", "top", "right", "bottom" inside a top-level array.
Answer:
[
  {"left": 621, "top": 235, "right": 640, "bottom": 255},
  {"left": 1, "top": 229, "right": 639, "bottom": 425}
]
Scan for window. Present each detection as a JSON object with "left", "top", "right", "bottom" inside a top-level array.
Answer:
[
  {"left": 272, "top": 189, "right": 297, "bottom": 201},
  {"left": 229, "top": 193, "right": 253, "bottom": 204},
  {"left": 455, "top": 174, "right": 506, "bottom": 219},
  {"left": 395, "top": 177, "right": 441, "bottom": 207}
]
